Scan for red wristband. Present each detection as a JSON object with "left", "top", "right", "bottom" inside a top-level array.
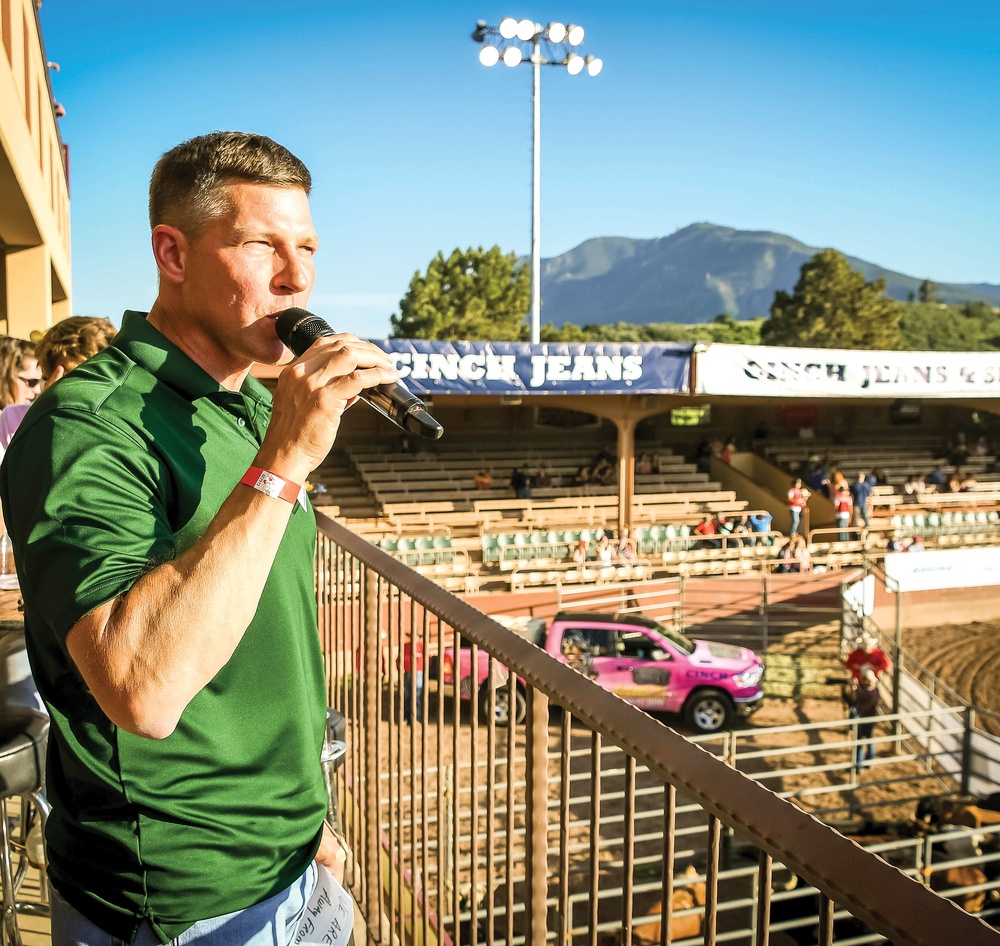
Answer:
[{"left": 240, "top": 466, "right": 301, "bottom": 503}]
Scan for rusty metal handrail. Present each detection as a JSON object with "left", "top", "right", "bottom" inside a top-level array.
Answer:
[{"left": 318, "top": 515, "right": 998, "bottom": 946}]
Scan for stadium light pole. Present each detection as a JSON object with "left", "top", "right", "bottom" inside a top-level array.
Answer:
[{"left": 472, "top": 18, "right": 602, "bottom": 345}]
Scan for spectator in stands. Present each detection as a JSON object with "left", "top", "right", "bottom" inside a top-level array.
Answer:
[
  {"left": 534, "top": 464, "right": 552, "bottom": 488},
  {"left": 850, "top": 471, "right": 874, "bottom": 529},
  {"left": 595, "top": 532, "right": 615, "bottom": 566},
  {"left": 974, "top": 435, "right": 990, "bottom": 458},
  {"left": 730, "top": 515, "right": 752, "bottom": 546},
  {"left": 948, "top": 433, "right": 969, "bottom": 467},
  {"left": 948, "top": 468, "right": 965, "bottom": 493},
  {"left": 573, "top": 465, "right": 591, "bottom": 494},
  {"left": 474, "top": 467, "right": 492, "bottom": 490},
  {"left": 614, "top": 527, "right": 636, "bottom": 562},
  {"left": 774, "top": 537, "right": 794, "bottom": 573},
  {"left": 906, "top": 535, "right": 926, "bottom": 552},
  {"left": 886, "top": 533, "right": 906, "bottom": 553},
  {"left": 834, "top": 485, "right": 853, "bottom": 542},
  {"left": 748, "top": 511, "right": 773, "bottom": 546},
  {"left": 510, "top": 463, "right": 532, "bottom": 498},
  {"left": 845, "top": 635, "right": 892, "bottom": 683},
  {"left": 927, "top": 464, "right": 946, "bottom": 490},
  {"left": 721, "top": 436, "right": 737, "bottom": 464},
  {"left": 846, "top": 667, "right": 880, "bottom": 774},
  {"left": 872, "top": 467, "right": 889, "bottom": 487},
  {"left": 960, "top": 470, "right": 978, "bottom": 491},
  {"left": 790, "top": 534, "right": 812, "bottom": 572},
  {"left": 902, "top": 475, "right": 926, "bottom": 503},
  {"left": 635, "top": 453, "right": 653, "bottom": 475},
  {"left": 693, "top": 515, "right": 721, "bottom": 550},
  {"left": 787, "top": 478, "right": 809, "bottom": 536},
  {"left": 572, "top": 538, "right": 590, "bottom": 564},
  {"left": 591, "top": 450, "right": 615, "bottom": 486}
]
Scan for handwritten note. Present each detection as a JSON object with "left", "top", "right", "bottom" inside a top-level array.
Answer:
[{"left": 294, "top": 864, "right": 355, "bottom": 946}]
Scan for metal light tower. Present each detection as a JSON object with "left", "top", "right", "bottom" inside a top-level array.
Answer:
[{"left": 472, "top": 17, "right": 602, "bottom": 344}]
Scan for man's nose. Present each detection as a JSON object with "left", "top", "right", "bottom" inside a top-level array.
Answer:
[{"left": 274, "top": 253, "right": 313, "bottom": 294}]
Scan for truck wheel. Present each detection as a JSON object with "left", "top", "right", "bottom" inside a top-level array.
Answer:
[
  {"left": 481, "top": 682, "right": 526, "bottom": 727},
  {"left": 684, "top": 690, "right": 734, "bottom": 734}
]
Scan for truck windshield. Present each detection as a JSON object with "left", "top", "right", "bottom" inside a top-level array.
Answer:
[{"left": 655, "top": 623, "right": 696, "bottom": 655}]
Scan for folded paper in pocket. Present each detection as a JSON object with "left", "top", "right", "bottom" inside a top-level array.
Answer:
[{"left": 294, "top": 863, "right": 355, "bottom": 946}]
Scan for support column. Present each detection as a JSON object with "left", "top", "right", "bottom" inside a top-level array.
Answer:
[
  {"left": 5, "top": 244, "right": 52, "bottom": 337},
  {"left": 616, "top": 416, "right": 638, "bottom": 534}
]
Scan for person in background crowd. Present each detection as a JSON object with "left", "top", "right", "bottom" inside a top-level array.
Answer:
[
  {"left": 0, "top": 317, "right": 117, "bottom": 456},
  {"left": 534, "top": 463, "right": 552, "bottom": 488},
  {"left": 635, "top": 453, "right": 653, "bottom": 475},
  {"left": 847, "top": 667, "right": 880, "bottom": 775},
  {"left": 614, "top": 527, "right": 635, "bottom": 562},
  {"left": 845, "top": 634, "right": 892, "bottom": 683},
  {"left": 399, "top": 632, "right": 424, "bottom": 724},
  {"left": 693, "top": 515, "right": 721, "bottom": 550},
  {"left": 748, "top": 510, "right": 773, "bottom": 546},
  {"left": 790, "top": 533, "right": 812, "bottom": 572},
  {"left": 510, "top": 463, "right": 532, "bottom": 498},
  {"left": 787, "top": 478, "right": 809, "bottom": 536},
  {"left": 906, "top": 535, "right": 926, "bottom": 552},
  {"left": 834, "top": 485, "right": 853, "bottom": 542},
  {"left": 850, "top": 471, "right": 874, "bottom": 529},
  {"left": 926, "top": 464, "right": 946, "bottom": 490},
  {"left": 474, "top": 467, "right": 492, "bottom": 490},
  {"left": 0, "top": 336, "right": 41, "bottom": 409}
]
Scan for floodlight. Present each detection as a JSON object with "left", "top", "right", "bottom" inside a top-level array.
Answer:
[
  {"left": 503, "top": 46, "right": 523, "bottom": 67},
  {"left": 516, "top": 18, "right": 536, "bottom": 41},
  {"left": 566, "top": 53, "right": 584, "bottom": 75},
  {"left": 586, "top": 55, "right": 603, "bottom": 76},
  {"left": 499, "top": 17, "right": 518, "bottom": 38},
  {"left": 566, "top": 24, "right": 585, "bottom": 45},
  {"left": 547, "top": 21, "right": 566, "bottom": 42},
  {"left": 479, "top": 45, "right": 500, "bottom": 66}
]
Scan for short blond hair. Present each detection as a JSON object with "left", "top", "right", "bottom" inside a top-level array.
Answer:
[
  {"left": 149, "top": 131, "right": 312, "bottom": 239},
  {"left": 35, "top": 317, "right": 117, "bottom": 379}
]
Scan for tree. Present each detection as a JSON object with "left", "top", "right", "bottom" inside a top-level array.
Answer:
[
  {"left": 390, "top": 246, "right": 531, "bottom": 340},
  {"left": 760, "top": 249, "right": 902, "bottom": 349},
  {"left": 918, "top": 279, "right": 938, "bottom": 304}
]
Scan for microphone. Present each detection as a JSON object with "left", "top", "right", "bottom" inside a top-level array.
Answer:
[{"left": 275, "top": 307, "right": 444, "bottom": 441}]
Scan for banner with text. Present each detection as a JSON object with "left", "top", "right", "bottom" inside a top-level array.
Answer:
[
  {"left": 884, "top": 547, "right": 1000, "bottom": 593},
  {"left": 695, "top": 345, "right": 1000, "bottom": 398},
  {"left": 374, "top": 340, "right": 692, "bottom": 396}
]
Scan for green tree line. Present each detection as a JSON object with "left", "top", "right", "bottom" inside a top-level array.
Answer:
[{"left": 390, "top": 244, "right": 1000, "bottom": 350}]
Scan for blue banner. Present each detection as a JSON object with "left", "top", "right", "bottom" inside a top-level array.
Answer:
[{"left": 373, "top": 340, "right": 692, "bottom": 396}]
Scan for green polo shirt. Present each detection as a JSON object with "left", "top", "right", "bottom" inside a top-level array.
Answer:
[{"left": 0, "top": 311, "right": 328, "bottom": 943}]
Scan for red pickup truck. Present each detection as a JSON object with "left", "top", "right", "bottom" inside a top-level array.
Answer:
[{"left": 437, "top": 611, "right": 765, "bottom": 734}]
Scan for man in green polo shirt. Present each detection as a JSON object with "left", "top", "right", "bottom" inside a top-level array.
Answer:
[{"left": 0, "top": 131, "right": 398, "bottom": 945}]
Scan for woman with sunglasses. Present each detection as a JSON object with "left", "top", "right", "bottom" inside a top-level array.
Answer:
[{"left": 0, "top": 336, "right": 41, "bottom": 408}]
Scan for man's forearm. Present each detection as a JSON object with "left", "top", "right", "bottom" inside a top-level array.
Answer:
[{"left": 67, "top": 480, "right": 298, "bottom": 738}]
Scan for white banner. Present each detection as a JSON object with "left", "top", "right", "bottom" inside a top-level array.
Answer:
[
  {"left": 884, "top": 546, "right": 1000, "bottom": 593},
  {"left": 695, "top": 344, "right": 1000, "bottom": 398}
]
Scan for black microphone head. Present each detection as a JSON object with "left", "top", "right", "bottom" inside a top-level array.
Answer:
[{"left": 276, "top": 307, "right": 334, "bottom": 356}]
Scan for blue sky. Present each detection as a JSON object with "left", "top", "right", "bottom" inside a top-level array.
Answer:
[{"left": 40, "top": 1, "right": 999, "bottom": 340}]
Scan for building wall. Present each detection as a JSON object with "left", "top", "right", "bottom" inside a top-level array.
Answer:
[{"left": 0, "top": 0, "right": 70, "bottom": 338}]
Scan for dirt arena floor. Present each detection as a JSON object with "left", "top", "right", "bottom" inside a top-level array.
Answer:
[{"left": 901, "top": 619, "right": 1000, "bottom": 724}]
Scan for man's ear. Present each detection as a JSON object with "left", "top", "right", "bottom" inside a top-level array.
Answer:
[
  {"left": 44, "top": 364, "right": 67, "bottom": 387},
  {"left": 151, "top": 225, "right": 188, "bottom": 285}
]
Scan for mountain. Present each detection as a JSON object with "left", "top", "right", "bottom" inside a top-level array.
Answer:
[{"left": 535, "top": 223, "right": 1000, "bottom": 326}]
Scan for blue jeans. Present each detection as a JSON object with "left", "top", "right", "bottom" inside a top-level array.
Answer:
[
  {"left": 789, "top": 507, "right": 802, "bottom": 536},
  {"left": 51, "top": 863, "right": 316, "bottom": 946},
  {"left": 403, "top": 671, "right": 424, "bottom": 722}
]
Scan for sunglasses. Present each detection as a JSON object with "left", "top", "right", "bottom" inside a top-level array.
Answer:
[{"left": 18, "top": 377, "right": 41, "bottom": 389}]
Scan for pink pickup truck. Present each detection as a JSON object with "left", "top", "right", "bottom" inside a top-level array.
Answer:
[{"left": 437, "top": 611, "right": 765, "bottom": 734}]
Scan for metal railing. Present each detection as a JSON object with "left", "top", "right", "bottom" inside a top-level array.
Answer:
[{"left": 316, "top": 516, "right": 1000, "bottom": 945}]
